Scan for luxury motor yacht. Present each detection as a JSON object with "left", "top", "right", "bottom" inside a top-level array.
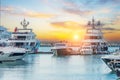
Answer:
[
  {"left": 51, "top": 43, "right": 73, "bottom": 56},
  {"left": 0, "top": 26, "right": 28, "bottom": 61},
  {"left": 101, "top": 50, "right": 120, "bottom": 71},
  {"left": 80, "top": 18, "right": 109, "bottom": 54},
  {"left": 8, "top": 19, "right": 40, "bottom": 53}
]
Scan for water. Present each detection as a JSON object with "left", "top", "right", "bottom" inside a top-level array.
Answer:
[{"left": 0, "top": 54, "right": 118, "bottom": 80}]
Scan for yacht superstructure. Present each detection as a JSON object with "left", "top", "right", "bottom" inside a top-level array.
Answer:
[
  {"left": 80, "top": 18, "right": 108, "bottom": 54},
  {"left": 8, "top": 19, "right": 40, "bottom": 53}
]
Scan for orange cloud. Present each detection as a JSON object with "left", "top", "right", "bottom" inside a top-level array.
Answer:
[
  {"left": 50, "top": 21, "right": 85, "bottom": 30},
  {"left": 104, "top": 31, "right": 120, "bottom": 41},
  {"left": 23, "top": 11, "right": 54, "bottom": 18},
  {"left": 62, "top": 7, "right": 93, "bottom": 16}
]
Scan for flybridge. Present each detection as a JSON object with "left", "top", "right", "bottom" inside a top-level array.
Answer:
[
  {"left": 14, "top": 19, "right": 33, "bottom": 33},
  {"left": 13, "top": 29, "right": 33, "bottom": 33}
]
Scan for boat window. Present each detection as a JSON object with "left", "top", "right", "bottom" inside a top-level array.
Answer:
[
  {"left": 30, "top": 42, "right": 35, "bottom": 46},
  {"left": 55, "top": 44, "right": 66, "bottom": 46},
  {"left": 17, "top": 36, "right": 26, "bottom": 40},
  {"left": 85, "top": 36, "right": 102, "bottom": 39},
  {"left": 0, "top": 51, "right": 4, "bottom": 55},
  {"left": 15, "top": 43, "right": 24, "bottom": 47},
  {"left": 9, "top": 53, "right": 25, "bottom": 56}
]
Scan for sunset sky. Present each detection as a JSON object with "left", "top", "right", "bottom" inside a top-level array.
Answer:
[{"left": 0, "top": 0, "right": 120, "bottom": 41}]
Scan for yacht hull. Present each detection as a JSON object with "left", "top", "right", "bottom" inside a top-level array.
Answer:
[
  {"left": 0, "top": 53, "right": 27, "bottom": 61},
  {"left": 52, "top": 48, "right": 73, "bottom": 56},
  {"left": 102, "top": 58, "right": 120, "bottom": 71}
]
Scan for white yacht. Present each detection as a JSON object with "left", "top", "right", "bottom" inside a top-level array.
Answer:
[
  {"left": 0, "top": 26, "right": 28, "bottom": 61},
  {"left": 80, "top": 18, "right": 108, "bottom": 54},
  {"left": 101, "top": 50, "right": 120, "bottom": 71},
  {"left": 8, "top": 19, "right": 40, "bottom": 53},
  {"left": 51, "top": 43, "right": 73, "bottom": 56},
  {"left": 0, "top": 46, "right": 27, "bottom": 61}
]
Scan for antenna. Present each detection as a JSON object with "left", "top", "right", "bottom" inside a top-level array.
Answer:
[
  {"left": 20, "top": 18, "right": 29, "bottom": 29},
  {"left": 97, "top": 21, "right": 101, "bottom": 26},
  {"left": 87, "top": 21, "right": 91, "bottom": 26},
  {"left": 92, "top": 17, "right": 95, "bottom": 29}
]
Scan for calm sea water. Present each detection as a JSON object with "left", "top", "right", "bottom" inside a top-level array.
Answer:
[{"left": 0, "top": 47, "right": 119, "bottom": 80}]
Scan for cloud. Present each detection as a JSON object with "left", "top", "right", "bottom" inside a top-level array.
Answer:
[
  {"left": 112, "top": 16, "right": 120, "bottom": 25},
  {"left": 0, "top": 6, "right": 14, "bottom": 12},
  {"left": 98, "top": 0, "right": 120, "bottom": 4},
  {"left": 102, "top": 27, "right": 120, "bottom": 31},
  {"left": 0, "top": 6, "right": 55, "bottom": 18},
  {"left": 50, "top": 21, "right": 85, "bottom": 30},
  {"left": 62, "top": 8, "right": 93, "bottom": 16}
]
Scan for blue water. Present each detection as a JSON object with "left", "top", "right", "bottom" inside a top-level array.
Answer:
[{"left": 0, "top": 54, "right": 118, "bottom": 80}]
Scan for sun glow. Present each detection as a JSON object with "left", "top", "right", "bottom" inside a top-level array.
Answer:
[{"left": 73, "top": 34, "right": 79, "bottom": 41}]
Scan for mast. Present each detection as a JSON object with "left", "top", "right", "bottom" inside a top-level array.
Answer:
[{"left": 20, "top": 19, "right": 29, "bottom": 29}]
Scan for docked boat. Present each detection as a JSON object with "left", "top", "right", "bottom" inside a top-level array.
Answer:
[
  {"left": 80, "top": 18, "right": 109, "bottom": 54},
  {"left": 51, "top": 43, "right": 73, "bottom": 56},
  {"left": 8, "top": 19, "right": 40, "bottom": 53},
  {"left": 0, "top": 26, "right": 28, "bottom": 61},
  {"left": 101, "top": 50, "right": 120, "bottom": 71},
  {"left": 0, "top": 46, "right": 27, "bottom": 61}
]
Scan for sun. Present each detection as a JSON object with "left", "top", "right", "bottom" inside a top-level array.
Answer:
[{"left": 73, "top": 34, "right": 79, "bottom": 41}]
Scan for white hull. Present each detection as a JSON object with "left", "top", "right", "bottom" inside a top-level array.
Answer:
[
  {"left": 0, "top": 53, "right": 27, "bottom": 61},
  {"left": 101, "top": 52, "right": 120, "bottom": 71},
  {"left": 0, "top": 55, "right": 26, "bottom": 61},
  {"left": 0, "top": 46, "right": 27, "bottom": 61}
]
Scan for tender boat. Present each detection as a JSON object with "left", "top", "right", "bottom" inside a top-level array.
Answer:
[
  {"left": 8, "top": 19, "right": 40, "bottom": 53},
  {"left": 80, "top": 18, "right": 109, "bottom": 54},
  {"left": 51, "top": 43, "right": 73, "bottom": 56}
]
